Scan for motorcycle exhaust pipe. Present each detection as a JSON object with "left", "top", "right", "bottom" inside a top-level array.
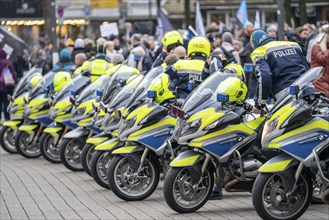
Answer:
[{"left": 322, "top": 188, "right": 329, "bottom": 205}]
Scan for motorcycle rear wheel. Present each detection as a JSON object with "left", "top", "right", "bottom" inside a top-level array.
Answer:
[{"left": 0, "top": 126, "right": 17, "bottom": 154}]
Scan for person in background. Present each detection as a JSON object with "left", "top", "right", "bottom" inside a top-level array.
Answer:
[
  {"left": 65, "top": 38, "right": 75, "bottom": 53},
  {"left": 294, "top": 26, "right": 308, "bottom": 56},
  {"left": 52, "top": 48, "right": 74, "bottom": 72},
  {"left": 233, "top": 39, "right": 251, "bottom": 67},
  {"left": 105, "top": 54, "right": 139, "bottom": 77},
  {"left": 0, "top": 48, "right": 17, "bottom": 121},
  {"left": 84, "top": 38, "right": 94, "bottom": 59},
  {"left": 266, "top": 24, "right": 278, "bottom": 40},
  {"left": 310, "top": 25, "right": 329, "bottom": 97},
  {"left": 218, "top": 32, "right": 241, "bottom": 64},
  {"left": 130, "top": 46, "right": 145, "bottom": 73},
  {"left": 13, "top": 48, "right": 29, "bottom": 79},
  {"left": 163, "top": 54, "right": 179, "bottom": 67},
  {"left": 73, "top": 53, "right": 87, "bottom": 75},
  {"left": 108, "top": 34, "right": 123, "bottom": 54},
  {"left": 242, "top": 21, "right": 254, "bottom": 47},
  {"left": 35, "top": 49, "right": 51, "bottom": 75},
  {"left": 104, "top": 41, "right": 116, "bottom": 61},
  {"left": 72, "top": 38, "right": 85, "bottom": 62},
  {"left": 250, "top": 30, "right": 309, "bottom": 113}
]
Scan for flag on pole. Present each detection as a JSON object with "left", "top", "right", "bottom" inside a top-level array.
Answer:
[
  {"left": 195, "top": 0, "right": 205, "bottom": 36},
  {"left": 188, "top": 25, "right": 199, "bottom": 40},
  {"left": 156, "top": 8, "right": 174, "bottom": 40},
  {"left": 254, "top": 10, "right": 261, "bottom": 29},
  {"left": 236, "top": 0, "right": 248, "bottom": 25}
]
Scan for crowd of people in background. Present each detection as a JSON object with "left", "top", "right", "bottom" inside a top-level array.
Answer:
[{"left": 1, "top": 20, "right": 329, "bottom": 121}]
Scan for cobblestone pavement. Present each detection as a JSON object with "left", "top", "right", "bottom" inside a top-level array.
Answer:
[{"left": 0, "top": 149, "right": 328, "bottom": 220}]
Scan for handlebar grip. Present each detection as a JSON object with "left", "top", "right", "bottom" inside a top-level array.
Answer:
[{"left": 244, "top": 103, "right": 253, "bottom": 112}]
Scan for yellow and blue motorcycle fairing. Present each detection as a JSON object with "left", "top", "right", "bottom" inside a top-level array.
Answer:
[
  {"left": 2, "top": 120, "right": 23, "bottom": 129},
  {"left": 95, "top": 138, "right": 124, "bottom": 151},
  {"left": 86, "top": 132, "right": 111, "bottom": 145},
  {"left": 112, "top": 145, "right": 144, "bottom": 154}
]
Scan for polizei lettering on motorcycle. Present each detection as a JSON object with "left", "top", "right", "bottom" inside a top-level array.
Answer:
[{"left": 273, "top": 48, "right": 297, "bottom": 58}]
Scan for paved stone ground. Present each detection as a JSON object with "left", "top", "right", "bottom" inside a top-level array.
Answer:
[{"left": 0, "top": 148, "right": 328, "bottom": 220}]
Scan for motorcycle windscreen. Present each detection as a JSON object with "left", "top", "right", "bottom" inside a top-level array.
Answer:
[
  {"left": 101, "top": 66, "right": 138, "bottom": 104},
  {"left": 29, "top": 71, "right": 56, "bottom": 100},
  {"left": 270, "top": 66, "right": 324, "bottom": 114},
  {"left": 75, "top": 75, "right": 110, "bottom": 104},
  {"left": 13, "top": 67, "right": 43, "bottom": 98},
  {"left": 182, "top": 71, "right": 236, "bottom": 116},
  {"left": 53, "top": 75, "right": 89, "bottom": 103},
  {"left": 108, "top": 74, "right": 144, "bottom": 110},
  {"left": 125, "top": 66, "right": 164, "bottom": 109}
]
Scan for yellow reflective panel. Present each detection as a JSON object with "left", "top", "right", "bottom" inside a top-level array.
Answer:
[
  {"left": 126, "top": 104, "right": 153, "bottom": 124},
  {"left": 95, "top": 140, "right": 120, "bottom": 151},
  {"left": 29, "top": 109, "right": 49, "bottom": 119},
  {"left": 112, "top": 129, "right": 119, "bottom": 137},
  {"left": 77, "top": 99, "right": 96, "bottom": 114},
  {"left": 3, "top": 120, "right": 22, "bottom": 129},
  {"left": 18, "top": 124, "right": 38, "bottom": 134},
  {"left": 170, "top": 155, "right": 200, "bottom": 167},
  {"left": 77, "top": 117, "right": 93, "bottom": 127}
]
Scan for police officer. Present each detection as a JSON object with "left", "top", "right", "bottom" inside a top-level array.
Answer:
[
  {"left": 152, "top": 30, "right": 184, "bottom": 68},
  {"left": 165, "top": 36, "right": 211, "bottom": 99},
  {"left": 105, "top": 54, "right": 140, "bottom": 76},
  {"left": 80, "top": 44, "right": 112, "bottom": 82},
  {"left": 250, "top": 30, "right": 309, "bottom": 112}
]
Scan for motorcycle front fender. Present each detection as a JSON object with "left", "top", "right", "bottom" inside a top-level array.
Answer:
[
  {"left": 111, "top": 145, "right": 144, "bottom": 154},
  {"left": 95, "top": 138, "right": 124, "bottom": 151},
  {"left": 86, "top": 132, "right": 111, "bottom": 145},
  {"left": 2, "top": 120, "right": 23, "bottom": 129},
  {"left": 170, "top": 150, "right": 205, "bottom": 168},
  {"left": 43, "top": 123, "right": 65, "bottom": 137},
  {"left": 63, "top": 127, "right": 89, "bottom": 139},
  {"left": 258, "top": 154, "right": 298, "bottom": 173},
  {"left": 18, "top": 123, "right": 39, "bottom": 134}
]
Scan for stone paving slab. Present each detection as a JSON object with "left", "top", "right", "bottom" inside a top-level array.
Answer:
[{"left": 0, "top": 148, "right": 328, "bottom": 220}]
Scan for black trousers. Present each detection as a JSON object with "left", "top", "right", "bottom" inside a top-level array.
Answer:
[{"left": 0, "top": 92, "right": 10, "bottom": 120}]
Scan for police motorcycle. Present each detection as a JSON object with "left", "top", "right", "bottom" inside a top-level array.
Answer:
[
  {"left": 89, "top": 66, "right": 164, "bottom": 189},
  {"left": 14, "top": 71, "right": 61, "bottom": 158},
  {"left": 107, "top": 72, "right": 180, "bottom": 201},
  {"left": 0, "top": 67, "right": 42, "bottom": 153},
  {"left": 251, "top": 67, "right": 329, "bottom": 220},
  {"left": 161, "top": 69, "right": 268, "bottom": 213},
  {"left": 89, "top": 74, "right": 144, "bottom": 188},
  {"left": 81, "top": 67, "right": 141, "bottom": 176},
  {"left": 38, "top": 75, "right": 89, "bottom": 163},
  {"left": 59, "top": 75, "right": 110, "bottom": 171}
]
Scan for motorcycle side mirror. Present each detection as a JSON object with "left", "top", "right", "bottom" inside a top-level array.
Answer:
[
  {"left": 96, "top": 89, "right": 103, "bottom": 97},
  {"left": 147, "top": 90, "right": 156, "bottom": 99},
  {"left": 217, "top": 93, "right": 229, "bottom": 103},
  {"left": 99, "top": 101, "right": 107, "bottom": 113},
  {"left": 92, "top": 101, "right": 99, "bottom": 112},
  {"left": 289, "top": 85, "right": 299, "bottom": 99}
]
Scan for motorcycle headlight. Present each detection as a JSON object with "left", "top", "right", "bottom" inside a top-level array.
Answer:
[
  {"left": 205, "top": 120, "right": 219, "bottom": 131},
  {"left": 261, "top": 116, "right": 279, "bottom": 144},
  {"left": 181, "top": 119, "right": 201, "bottom": 136}
]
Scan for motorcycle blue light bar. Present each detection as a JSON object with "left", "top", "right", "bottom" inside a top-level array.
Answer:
[
  {"left": 96, "top": 90, "right": 103, "bottom": 97},
  {"left": 147, "top": 90, "right": 156, "bottom": 99},
  {"left": 43, "top": 88, "right": 48, "bottom": 94},
  {"left": 244, "top": 63, "right": 253, "bottom": 73},
  {"left": 217, "top": 93, "right": 229, "bottom": 103},
  {"left": 289, "top": 85, "right": 299, "bottom": 95},
  {"left": 188, "top": 81, "right": 193, "bottom": 91},
  {"left": 119, "top": 80, "right": 126, "bottom": 88},
  {"left": 71, "top": 90, "right": 76, "bottom": 96}
]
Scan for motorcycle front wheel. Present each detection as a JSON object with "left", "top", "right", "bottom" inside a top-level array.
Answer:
[
  {"left": 81, "top": 144, "right": 95, "bottom": 176},
  {"left": 108, "top": 155, "right": 160, "bottom": 201},
  {"left": 90, "top": 151, "right": 112, "bottom": 189},
  {"left": 0, "top": 126, "right": 17, "bottom": 154},
  {"left": 163, "top": 167, "right": 214, "bottom": 213},
  {"left": 15, "top": 130, "right": 41, "bottom": 158},
  {"left": 252, "top": 173, "right": 312, "bottom": 220},
  {"left": 59, "top": 137, "right": 86, "bottom": 171},
  {"left": 39, "top": 133, "right": 61, "bottom": 163}
]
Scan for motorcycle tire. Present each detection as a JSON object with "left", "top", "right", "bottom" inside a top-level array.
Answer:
[
  {"left": 163, "top": 166, "right": 214, "bottom": 213},
  {"left": 81, "top": 144, "right": 95, "bottom": 176},
  {"left": 39, "top": 133, "right": 62, "bottom": 163},
  {"left": 90, "top": 151, "right": 111, "bottom": 189},
  {"left": 108, "top": 155, "right": 160, "bottom": 201},
  {"left": 59, "top": 137, "right": 86, "bottom": 171},
  {"left": 15, "top": 130, "right": 41, "bottom": 158},
  {"left": 252, "top": 173, "right": 312, "bottom": 220},
  {"left": 0, "top": 126, "right": 18, "bottom": 154}
]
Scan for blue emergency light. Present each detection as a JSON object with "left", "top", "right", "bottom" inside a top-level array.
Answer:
[
  {"left": 217, "top": 93, "right": 229, "bottom": 103},
  {"left": 147, "top": 90, "right": 156, "bottom": 99}
]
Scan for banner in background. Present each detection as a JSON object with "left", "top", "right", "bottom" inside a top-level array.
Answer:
[
  {"left": 0, "top": 27, "right": 26, "bottom": 62},
  {"left": 195, "top": 1, "right": 205, "bottom": 36},
  {"left": 236, "top": 0, "right": 248, "bottom": 25},
  {"left": 100, "top": 22, "right": 119, "bottom": 37},
  {"left": 156, "top": 8, "right": 174, "bottom": 40},
  {"left": 254, "top": 10, "right": 261, "bottom": 29}
]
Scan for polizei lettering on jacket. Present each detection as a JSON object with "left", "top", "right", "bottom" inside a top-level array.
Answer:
[{"left": 273, "top": 48, "right": 297, "bottom": 58}]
